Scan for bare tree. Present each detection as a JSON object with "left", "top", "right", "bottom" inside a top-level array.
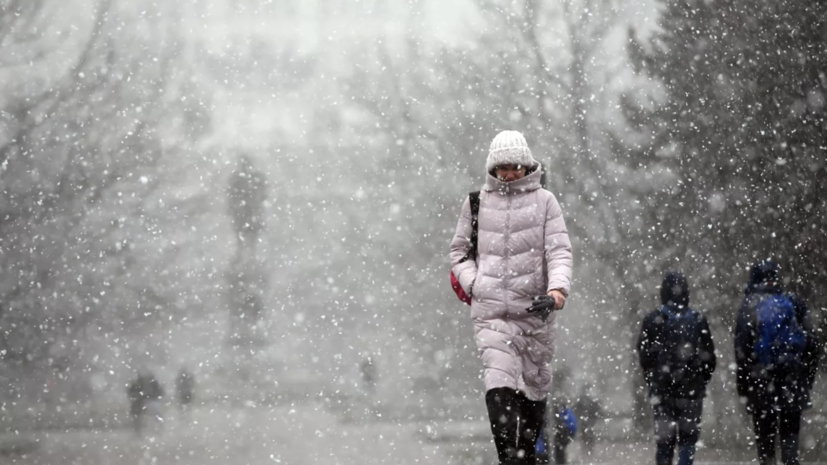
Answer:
[
  {"left": 226, "top": 154, "right": 268, "bottom": 347},
  {"left": 0, "top": 0, "right": 217, "bottom": 388}
]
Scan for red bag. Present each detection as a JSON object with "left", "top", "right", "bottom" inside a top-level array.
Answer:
[
  {"left": 450, "top": 191, "right": 480, "bottom": 306},
  {"left": 450, "top": 270, "right": 472, "bottom": 305}
]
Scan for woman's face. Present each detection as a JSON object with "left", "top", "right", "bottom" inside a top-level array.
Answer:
[{"left": 495, "top": 164, "right": 527, "bottom": 182}]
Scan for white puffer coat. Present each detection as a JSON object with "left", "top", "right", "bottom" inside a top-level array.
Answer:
[{"left": 450, "top": 167, "right": 573, "bottom": 400}]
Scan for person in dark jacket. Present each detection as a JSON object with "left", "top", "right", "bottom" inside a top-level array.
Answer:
[
  {"left": 360, "top": 355, "right": 377, "bottom": 394},
  {"left": 127, "top": 369, "right": 165, "bottom": 434},
  {"left": 551, "top": 396, "right": 576, "bottom": 464},
  {"left": 574, "top": 383, "right": 603, "bottom": 458},
  {"left": 638, "top": 271, "right": 716, "bottom": 465},
  {"left": 734, "top": 260, "right": 820, "bottom": 465},
  {"left": 176, "top": 367, "right": 195, "bottom": 411}
]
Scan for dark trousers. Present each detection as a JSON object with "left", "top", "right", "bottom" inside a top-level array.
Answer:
[
  {"left": 751, "top": 399, "right": 802, "bottom": 465},
  {"left": 653, "top": 397, "right": 702, "bottom": 465},
  {"left": 486, "top": 387, "right": 547, "bottom": 465},
  {"left": 553, "top": 428, "right": 570, "bottom": 464}
]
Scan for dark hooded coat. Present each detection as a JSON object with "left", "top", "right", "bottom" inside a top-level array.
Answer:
[{"left": 637, "top": 271, "right": 716, "bottom": 399}]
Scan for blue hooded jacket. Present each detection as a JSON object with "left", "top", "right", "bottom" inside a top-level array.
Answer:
[{"left": 733, "top": 260, "right": 819, "bottom": 409}]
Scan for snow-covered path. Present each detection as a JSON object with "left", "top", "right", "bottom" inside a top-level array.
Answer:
[
  {"left": 5, "top": 403, "right": 826, "bottom": 465},
  {"left": 3, "top": 403, "right": 459, "bottom": 465}
]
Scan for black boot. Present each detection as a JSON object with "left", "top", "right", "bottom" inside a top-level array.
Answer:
[
  {"left": 486, "top": 388, "right": 522, "bottom": 464},
  {"left": 518, "top": 394, "right": 547, "bottom": 465}
]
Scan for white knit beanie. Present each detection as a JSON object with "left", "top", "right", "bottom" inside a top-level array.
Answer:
[{"left": 486, "top": 130, "right": 538, "bottom": 172}]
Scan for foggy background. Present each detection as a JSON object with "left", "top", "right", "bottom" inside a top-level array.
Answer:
[{"left": 1, "top": 0, "right": 825, "bottom": 463}]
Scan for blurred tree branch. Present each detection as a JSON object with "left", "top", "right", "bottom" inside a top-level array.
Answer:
[
  {"left": 0, "top": 0, "right": 214, "bottom": 366},
  {"left": 0, "top": 0, "right": 112, "bottom": 169}
]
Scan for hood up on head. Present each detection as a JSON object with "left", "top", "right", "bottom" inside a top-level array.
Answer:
[
  {"left": 661, "top": 270, "right": 690, "bottom": 309},
  {"left": 746, "top": 259, "right": 782, "bottom": 295}
]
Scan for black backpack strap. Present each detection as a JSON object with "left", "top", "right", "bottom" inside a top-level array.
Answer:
[
  {"left": 459, "top": 191, "right": 481, "bottom": 264},
  {"left": 469, "top": 190, "right": 480, "bottom": 254}
]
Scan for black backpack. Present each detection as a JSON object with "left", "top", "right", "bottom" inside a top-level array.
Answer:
[{"left": 655, "top": 305, "right": 705, "bottom": 397}]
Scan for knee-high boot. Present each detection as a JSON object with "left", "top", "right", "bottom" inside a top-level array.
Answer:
[
  {"left": 486, "top": 388, "right": 523, "bottom": 465},
  {"left": 518, "top": 395, "right": 547, "bottom": 465}
]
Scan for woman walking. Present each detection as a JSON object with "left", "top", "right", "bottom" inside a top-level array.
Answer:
[{"left": 450, "top": 130, "right": 573, "bottom": 465}]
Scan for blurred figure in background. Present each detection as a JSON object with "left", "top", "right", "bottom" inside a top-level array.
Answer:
[
  {"left": 360, "top": 355, "right": 377, "bottom": 395},
  {"left": 127, "top": 368, "right": 165, "bottom": 435},
  {"left": 551, "top": 395, "right": 577, "bottom": 464},
  {"left": 536, "top": 366, "right": 576, "bottom": 465},
  {"left": 176, "top": 366, "right": 195, "bottom": 412},
  {"left": 574, "top": 383, "right": 603, "bottom": 458}
]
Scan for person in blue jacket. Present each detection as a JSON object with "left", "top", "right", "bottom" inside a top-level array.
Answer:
[{"left": 734, "top": 260, "right": 821, "bottom": 465}]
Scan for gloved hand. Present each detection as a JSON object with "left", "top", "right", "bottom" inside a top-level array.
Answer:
[{"left": 526, "top": 295, "right": 556, "bottom": 322}]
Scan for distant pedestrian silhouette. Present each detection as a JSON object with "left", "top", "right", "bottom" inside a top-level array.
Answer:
[
  {"left": 127, "top": 369, "right": 164, "bottom": 435},
  {"left": 176, "top": 367, "right": 195, "bottom": 411},
  {"left": 360, "top": 356, "right": 377, "bottom": 394},
  {"left": 574, "top": 384, "right": 603, "bottom": 458}
]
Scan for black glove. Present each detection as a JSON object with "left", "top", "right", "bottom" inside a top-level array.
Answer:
[{"left": 526, "top": 295, "right": 556, "bottom": 322}]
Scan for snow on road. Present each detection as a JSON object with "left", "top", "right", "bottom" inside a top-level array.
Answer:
[{"left": 2, "top": 403, "right": 460, "bottom": 465}]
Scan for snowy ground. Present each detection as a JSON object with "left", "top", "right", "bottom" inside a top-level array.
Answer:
[
  {"left": 2, "top": 401, "right": 826, "bottom": 465},
  {"left": 1, "top": 403, "right": 457, "bottom": 465}
]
